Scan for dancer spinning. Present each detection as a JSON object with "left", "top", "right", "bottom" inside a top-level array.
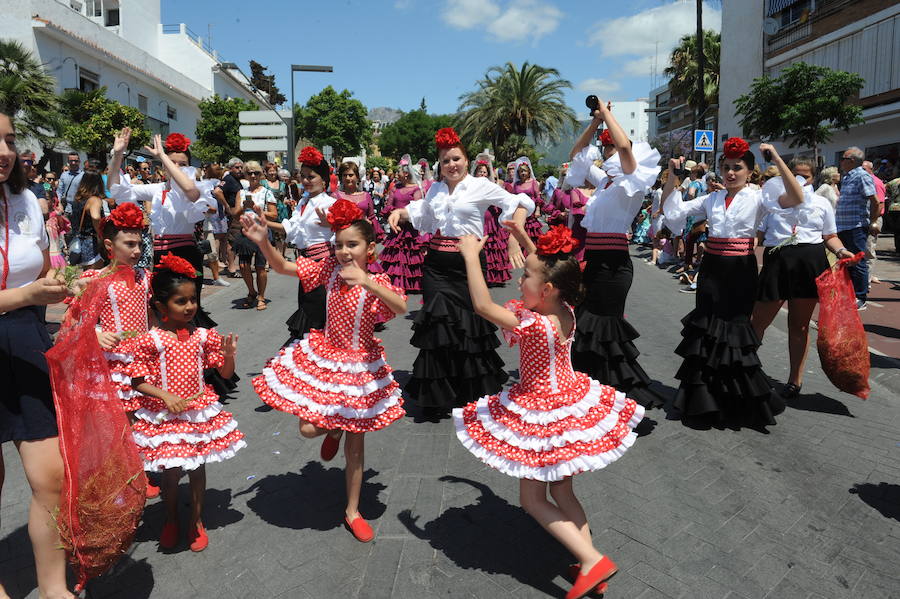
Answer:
[
  {"left": 246, "top": 200, "right": 407, "bottom": 542},
  {"left": 509, "top": 156, "right": 544, "bottom": 244},
  {"left": 565, "top": 101, "right": 662, "bottom": 407},
  {"left": 118, "top": 254, "right": 244, "bottom": 550},
  {"left": 380, "top": 154, "right": 426, "bottom": 293},
  {"left": 388, "top": 127, "right": 533, "bottom": 417},
  {"left": 472, "top": 154, "right": 511, "bottom": 286},
  {"left": 661, "top": 139, "right": 804, "bottom": 429},
  {"left": 453, "top": 223, "right": 643, "bottom": 599}
]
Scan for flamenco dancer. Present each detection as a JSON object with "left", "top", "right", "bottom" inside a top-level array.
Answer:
[
  {"left": 509, "top": 156, "right": 545, "bottom": 244},
  {"left": 379, "top": 154, "right": 426, "bottom": 293},
  {"left": 417, "top": 158, "right": 435, "bottom": 194},
  {"left": 661, "top": 139, "right": 804, "bottom": 429},
  {"left": 108, "top": 128, "right": 215, "bottom": 328},
  {"left": 337, "top": 161, "right": 386, "bottom": 249},
  {"left": 453, "top": 223, "right": 643, "bottom": 599},
  {"left": 548, "top": 179, "right": 589, "bottom": 262},
  {"left": 118, "top": 254, "right": 245, "bottom": 551},
  {"left": 472, "top": 154, "right": 512, "bottom": 286},
  {"left": 751, "top": 157, "right": 854, "bottom": 398},
  {"left": 246, "top": 200, "right": 407, "bottom": 542},
  {"left": 564, "top": 101, "right": 662, "bottom": 407},
  {"left": 267, "top": 147, "right": 336, "bottom": 342},
  {"left": 388, "top": 127, "right": 534, "bottom": 418}
]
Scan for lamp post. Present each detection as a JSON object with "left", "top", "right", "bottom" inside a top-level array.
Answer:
[
  {"left": 117, "top": 81, "right": 131, "bottom": 106},
  {"left": 289, "top": 64, "right": 333, "bottom": 170}
]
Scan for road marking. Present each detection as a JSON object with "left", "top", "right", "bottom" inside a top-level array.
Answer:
[
  {"left": 867, "top": 301, "right": 884, "bottom": 308},
  {"left": 778, "top": 308, "right": 897, "bottom": 363}
]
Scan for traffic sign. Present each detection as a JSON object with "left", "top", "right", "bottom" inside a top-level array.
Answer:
[
  {"left": 694, "top": 129, "right": 714, "bottom": 152},
  {"left": 240, "top": 138, "right": 288, "bottom": 152},
  {"left": 239, "top": 124, "right": 288, "bottom": 138},
  {"left": 238, "top": 110, "right": 292, "bottom": 124}
]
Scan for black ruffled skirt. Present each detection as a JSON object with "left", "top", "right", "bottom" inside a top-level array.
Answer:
[
  {"left": 673, "top": 253, "right": 784, "bottom": 428},
  {"left": 405, "top": 251, "right": 508, "bottom": 410},
  {"left": 757, "top": 243, "right": 829, "bottom": 301},
  {"left": 572, "top": 249, "right": 663, "bottom": 408},
  {"left": 285, "top": 280, "right": 326, "bottom": 344}
]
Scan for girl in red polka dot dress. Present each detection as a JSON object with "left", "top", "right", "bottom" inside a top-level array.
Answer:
[
  {"left": 117, "top": 254, "right": 245, "bottom": 552},
  {"left": 243, "top": 199, "right": 408, "bottom": 544},
  {"left": 453, "top": 223, "right": 644, "bottom": 599}
]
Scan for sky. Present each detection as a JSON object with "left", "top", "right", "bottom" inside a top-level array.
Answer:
[{"left": 161, "top": 0, "right": 721, "bottom": 116}]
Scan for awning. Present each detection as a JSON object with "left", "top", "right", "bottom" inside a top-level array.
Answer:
[{"left": 767, "top": 0, "right": 800, "bottom": 16}]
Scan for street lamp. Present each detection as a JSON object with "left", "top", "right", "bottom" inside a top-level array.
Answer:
[
  {"left": 62, "top": 56, "right": 79, "bottom": 89},
  {"left": 289, "top": 64, "right": 333, "bottom": 170},
  {"left": 117, "top": 81, "right": 131, "bottom": 106}
]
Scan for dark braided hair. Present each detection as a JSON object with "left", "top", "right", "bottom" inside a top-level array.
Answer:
[{"left": 536, "top": 253, "right": 586, "bottom": 306}]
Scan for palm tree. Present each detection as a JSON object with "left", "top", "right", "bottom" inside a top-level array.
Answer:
[
  {"left": 664, "top": 30, "right": 720, "bottom": 113},
  {"left": 457, "top": 62, "right": 576, "bottom": 152},
  {"left": 0, "top": 40, "right": 60, "bottom": 147}
]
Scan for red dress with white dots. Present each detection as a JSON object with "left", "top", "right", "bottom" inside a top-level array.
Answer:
[
  {"left": 119, "top": 327, "right": 246, "bottom": 471},
  {"left": 253, "top": 256, "right": 407, "bottom": 433},
  {"left": 77, "top": 268, "right": 151, "bottom": 411},
  {"left": 452, "top": 300, "right": 644, "bottom": 482}
]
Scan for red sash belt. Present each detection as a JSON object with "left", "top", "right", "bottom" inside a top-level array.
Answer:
[
  {"left": 301, "top": 242, "right": 333, "bottom": 261},
  {"left": 428, "top": 235, "right": 460, "bottom": 252},
  {"left": 153, "top": 234, "right": 195, "bottom": 251},
  {"left": 584, "top": 232, "right": 628, "bottom": 251},
  {"left": 706, "top": 237, "right": 754, "bottom": 256}
]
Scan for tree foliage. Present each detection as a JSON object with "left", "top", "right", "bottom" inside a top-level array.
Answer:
[
  {"left": 248, "top": 60, "right": 286, "bottom": 106},
  {"left": 193, "top": 94, "right": 258, "bottom": 163},
  {"left": 496, "top": 134, "right": 541, "bottom": 167},
  {"left": 61, "top": 87, "right": 149, "bottom": 161},
  {"left": 0, "top": 40, "right": 61, "bottom": 148},
  {"left": 664, "top": 29, "right": 720, "bottom": 113},
  {"left": 294, "top": 86, "right": 372, "bottom": 160},
  {"left": 734, "top": 62, "right": 865, "bottom": 152},
  {"left": 377, "top": 110, "right": 453, "bottom": 161},
  {"left": 366, "top": 155, "right": 394, "bottom": 172},
  {"left": 456, "top": 61, "right": 576, "bottom": 151}
]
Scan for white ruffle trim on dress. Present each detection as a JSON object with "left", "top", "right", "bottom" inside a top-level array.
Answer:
[
  {"left": 262, "top": 367, "right": 403, "bottom": 419},
  {"left": 142, "top": 439, "right": 246, "bottom": 472},
  {"left": 565, "top": 145, "right": 607, "bottom": 189},
  {"left": 601, "top": 142, "right": 661, "bottom": 197},
  {"left": 499, "top": 380, "right": 625, "bottom": 425},
  {"left": 133, "top": 402, "right": 223, "bottom": 425},
  {"left": 298, "top": 337, "right": 387, "bottom": 373},
  {"left": 103, "top": 350, "right": 133, "bottom": 363},
  {"left": 276, "top": 351, "right": 395, "bottom": 397},
  {"left": 132, "top": 419, "right": 239, "bottom": 449}
]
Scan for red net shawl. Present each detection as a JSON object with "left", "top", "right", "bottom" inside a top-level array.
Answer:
[{"left": 46, "top": 265, "right": 148, "bottom": 591}]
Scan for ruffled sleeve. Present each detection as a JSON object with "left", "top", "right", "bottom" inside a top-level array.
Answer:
[
  {"left": 121, "top": 332, "right": 158, "bottom": 380},
  {"left": 406, "top": 195, "right": 436, "bottom": 234},
  {"left": 475, "top": 177, "right": 535, "bottom": 225},
  {"left": 296, "top": 255, "right": 335, "bottom": 292},
  {"left": 369, "top": 273, "right": 407, "bottom": 322},
  {"left": 201, "top": 328, "right": 225, "bottom": 370},
  {"left": 662, "top": 189, "right": 708, "bottom": 235},
  {"left": 109, "top": 180, "right": 162, "bottom": 205},
  {"left": 501, "top": 299, "right": 540, "bottom": 347},
  {"left": 602, "top": 142, "right": 661, "bottom": 198},
  {"left": 565, "top": 145, "right": 607, "bottom": 189},
  {"left": 761, "top": 174, "right": 806, "bottom": 213}
]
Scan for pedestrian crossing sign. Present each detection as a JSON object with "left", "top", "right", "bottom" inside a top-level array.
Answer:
[{"left": 694, "top": 129, "right": 714, "bottom": 152}]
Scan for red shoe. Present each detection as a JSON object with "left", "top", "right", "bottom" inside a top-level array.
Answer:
[
  {"left": 344, "top": 514, "right": 374, "bottom": 543},
  {"left": 566, "top": 556, "right": 618, "bottom": 599},
  {"left": 568, "top": 564, "right": 609, "bottom": 596},
  {"left": 159, "top": 520, "right": 179, "bottom": 549},
  {"left": 188, "top": 522, "right": 209, "bottom": 552},
  {"left": 146, "top": 482, "right": 160, "bottom": 499},
  {"left": 320, "top": 432, "right": 342, "bottom": 462}
]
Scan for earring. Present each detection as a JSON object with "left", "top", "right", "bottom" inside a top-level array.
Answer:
[
  {"left": 367, "top": 253, "right": 376, "bottom": 264},
  {"left": 161, "top": 315, "right": 168, "bottom": 322}
]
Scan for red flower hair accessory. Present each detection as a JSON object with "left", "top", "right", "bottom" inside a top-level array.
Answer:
[
  {"left": 476, "top": 159, "right": 489, "bottom": 165},
  {"left": 435, "top": 127, "right": 461, "bottom": 150},
  {"left": 723, "top": 137, "right": 750, "bottom": 159},
  {"left": 598, "top": 129, "right": 613, "bottom": 146},
  {"left": 156, "top": 253, "right": 197, "bottom": 278},
  {"left": 298, "top": 146, "right": 324, "bottom": 166},
  {"left": 108, "top": 202, "right": 145, "bottom": 230},
  {"left": 327, "top": 199, "right": 364, "bottom": 232},
  {"left": 164, "top": 133, "right": 191, "bottom": 153},
  {"left": 536, "top": 225, "right": 579, "bottom": 256}
]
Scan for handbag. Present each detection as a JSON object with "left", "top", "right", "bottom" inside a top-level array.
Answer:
[
  {"left": 68, "top": 203, "right": 94, "bottom": 266},
  {"left": 197, "top": 239, "right": 213, "bottom": 255}
]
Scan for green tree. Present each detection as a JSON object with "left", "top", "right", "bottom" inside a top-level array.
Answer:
[
  {"left": 61, "top": 87, "right": 149, "bottom": 162},
  {"left": 0, "top": 40, "right": 61, "bottom": 149},
  {"left": 456, "top": 61, "right": 576, "bottom": 151},
  {"left": 734, "top": 62, "right": 865, "bottom": 161},
  {"left": 664, "top": 29, "right": 720, "bottom": 115},
  {"left": 377, "top": 110, "right": 453, "bottom": 160},
  {"left": 294, "top": 86, "right": 372, "bottom": 159},
  {"left": 497, "top": 134, "right": 541, "bottom": 167},
  {"left": 248, "top": 60, "right": 286, "bottom": 106},
  {"left": 366, "top": 155, "right": 394, "bottom": 172},
  {"left": 193, "top": 94, "right": 258, "bottom": 163}
]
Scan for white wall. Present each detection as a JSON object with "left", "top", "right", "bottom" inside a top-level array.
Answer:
[
  {"left": 613, "top": 101, "right": 649, "bottom": 142},
  {"left": 717, "top": 0, "right": 765, "bottom": 150},
  {"left": 119, "top": 0, "right": 159, "bottom": 56}
]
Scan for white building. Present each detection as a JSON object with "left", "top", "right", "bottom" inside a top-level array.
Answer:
[
  {"left": 611, "top": 100, "right": 650, "bottom": 143},
  {"left": 718, "top": 0, "right": 900, "bottom": 170},
  {"left": 1, "top": 0, "right": 269, "bottom": 163}
]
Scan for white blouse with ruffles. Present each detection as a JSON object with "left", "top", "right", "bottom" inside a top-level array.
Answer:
[
  {"left": 406, "top": 174, "right": 534, "bottom": 237},
  {"left": 758, "top": 182, "right": 836, "bottom": 247},
  {"left": 280, "top": 191, "right": 336, "bottom": 249},
  {"left": 109, "top": 179, "right": 212, "bottom": 236}
]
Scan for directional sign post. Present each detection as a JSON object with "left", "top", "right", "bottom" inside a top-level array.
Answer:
[
  {"left": 693, "top": 129, "right": 714, "bottom": 153},
  {"left": 238, "top": 110, "right": 292, "bottom": 153}
]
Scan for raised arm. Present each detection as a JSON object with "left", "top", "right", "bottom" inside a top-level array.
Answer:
[
  {"left": 107, "top": 127, "right": 130, "bottom": 188},
  {"left": 458, "top": 235, "right": 520, "bottom": 331},
  {"left": 144, "top": 134, "right": 200, "bottom": 201},
  {"left": 570, "top": 111, "right": 604, "bottom": 160},
  {"left": 600, "top": 102, "right": 637, "bottom": 175},
  {"left": 761, "top": 143, "right": 803, "bottom": 208},
  {"left": 240, "top": 213, "right": 296, "bottom": 275}
]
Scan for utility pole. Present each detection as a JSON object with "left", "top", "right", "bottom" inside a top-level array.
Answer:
[{"left": 695, "top": 0, "right": 706, "bottom": 161}]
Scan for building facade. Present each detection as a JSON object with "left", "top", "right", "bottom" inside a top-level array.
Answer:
[{"left": 611, "top": 100, "right": 650, "bottom": 143}]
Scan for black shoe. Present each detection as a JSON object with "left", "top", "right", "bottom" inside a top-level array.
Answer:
[{"left": 781, "top": 383, "right": 802, "bottom": 399}]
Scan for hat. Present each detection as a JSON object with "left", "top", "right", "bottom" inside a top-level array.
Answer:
[{"left": 684, "top": 160, "right": 698, "bottom": 170}]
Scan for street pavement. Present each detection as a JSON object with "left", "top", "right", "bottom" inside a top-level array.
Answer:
[{"left": 1, "top": 249, "right": 899, "bottom": 599}]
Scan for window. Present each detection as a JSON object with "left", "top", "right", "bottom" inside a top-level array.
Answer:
[
  {"left": 167, "top": 105, "right": 177, "bottom": 121},
  {"left": 106, "top": 9, "right": 120, "bottom": 26},
  {"left": 631, "top": 112, "right": 636, "bottom": 119},
  {"left": 79, "top": 68, "right": 99, "bottom": 92},
  {"left": 780, "top": 0, "right": 811, "bottom": 27},
  {"left": 138, "top": 94, "right": 148, "bottom": 113},
  {"left": 630, "top": 129, "right": 635, "bottom": 136}
]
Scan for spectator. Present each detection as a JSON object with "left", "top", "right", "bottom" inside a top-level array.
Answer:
[
  {"left": 761, "top": 165, "right": 780, "bottom": 182},
  {"left": 836, "top": 147, "right": 879, "bottom": 309},
  {"left": 69, "top": 170, "right": 107, "bottom": 269},
  {"left": 221, "top": 157, "right": 244, "bottom": 277},
  {"left": 816, "top": 166, "right": 840, "bottom": 209},
  {"left": 543, "top": 170, "right": 558, "bottom": 202},
  {"left": 862, "top": 160, "right": 886, "bottom": 285},
  {"left": 201, "top": 163, "right": 230, "bottom": 288},
  {"left": 137, "top": 159, "right": 152, "bottom": 183},
  {"left": 58, "top": 151, "right": 83, "bottom": 212},
  {"left": 885, "top": 173, "right": 900, "bottom": 252}
]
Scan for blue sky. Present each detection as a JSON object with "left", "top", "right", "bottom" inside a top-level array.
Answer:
[{"left": 161, "top": 0, "right": 721, "bottom": 115}]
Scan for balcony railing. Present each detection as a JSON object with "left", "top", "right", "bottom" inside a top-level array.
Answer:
[
  {"left": 161, "top": 24, "right": 217, "bottom": 60},
  {"left": 767, "top": 21, "right": 811, "bottom": 50}
]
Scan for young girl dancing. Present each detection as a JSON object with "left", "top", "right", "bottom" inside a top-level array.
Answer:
[
  {"left": 453, "top": 223, "right": 644, "bottom": 599},
  {"left": 118, "top": 254, "right": 245, "bottom": 551},
  {"left": 245, "top": 200, "right": 408, "bottom": 543}
]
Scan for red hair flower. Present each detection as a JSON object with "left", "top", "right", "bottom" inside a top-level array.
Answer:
[
  {"left": 477, "top": 159, "right": 489, "bottom": 165},
  {"left": 156, "top": 253, "right": 197, "bottom": 278},
  {"left": 164, "top": 133, "right": 191, "bottom": 153},
  {"left": 298, "top": 146, "right": 324, "bottom": 166},
  {"left": 434, "top": 127, "right": 461, "bottom": 150},
  {"left": 536, "top": 225, "right": 579, "bottom": 256},
  {"left": 723, "top": 137, "right": 750, "bottom": 159},
  {"left": 108, "top": 202, "right": 145, "bottom": 230},
  {"left": 598, "top": 129, "right": 614, "bottom": 146},
  {"left": 327, "top": 199, "right": 364, "bottom": 232}
]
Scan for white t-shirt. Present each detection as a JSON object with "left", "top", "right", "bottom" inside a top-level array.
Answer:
[
  {"left": 758, "top": 186, "right": 836, "bottom": 246},
  {"left": 243, "top": 186, "right": 275, "bottom": 212},
  {"left": 1, "top": 186, "right": 49, "bottom": 289}
]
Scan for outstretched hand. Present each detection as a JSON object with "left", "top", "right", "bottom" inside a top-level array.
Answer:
[
  {"left": 387, "top": 209, "right": 406, "bottom": 234},
  {"left": 240, "top": 212, "right": 267, "bottom": 244},
  {"left": 113, "top": 127, "right": 131, "bottom": 155},
  {"left": 143, "top": 134, "right": 164, "bottom": 159},
  {"left": 315, "top": 206, "right": 329, "bottom": 227},
  {"left": 338, "top": 261, "right": 369, "bottom": 286},
  {"left": 223, "top": 333, "right": 239, "bottom": 357}
]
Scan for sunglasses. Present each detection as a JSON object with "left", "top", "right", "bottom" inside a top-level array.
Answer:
[
  {"left": 248, "top": 172, "right": 262, "bottom": 176},
  {"left": 46, "top": 177, "right": 56, "bottom": 181}
]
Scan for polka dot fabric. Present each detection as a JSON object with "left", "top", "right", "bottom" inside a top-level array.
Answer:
[
  {"left": 452, "top": 300, "right": 644, "bottom": 481},
  {"left": 116, "top": 327, "right": 245, "bottom": 471},
  {"left": 253, "top": 257, "right": 407, "bottom": 433}
]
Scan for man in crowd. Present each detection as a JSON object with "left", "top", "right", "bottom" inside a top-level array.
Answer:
[
  {"left": 862, "top": 160, "right": 886, "bottom": 284},
  {"left": 58, "top": 151, "right": 83, "bottom": 214},
  {"left": 221, "top": 157, "right": 245, "bottom": 277},
  {"left": 837, "top": 147, "right": 879, "bottom": 310}
]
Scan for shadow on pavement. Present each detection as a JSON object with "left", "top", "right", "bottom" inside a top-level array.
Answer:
[
  {"left": 135, "top": 486, "right": 244, "bottom": 545},
  {"left": 786, "top": 392, "right": 855, "bottom": 417},
  {"left": 849, "top": 482, "right": 900, "bottom": 522},
  {"left": 85, "top": 555, "right": 154, "bottom": 599},
  {"left": 235, "top": 462, "right": 386, "bottom": 531},
  {"left": 863, "top": 323, "right": 900, "bottom": 339},
  {"left": 398, "top": 475, "right": 569, "bottom": 597},
  {"left": 870, "top": 352, "right": 900, "bottom": 370},
  {"left": 0, "top": 526, "right": 36, "bottom": 597}
]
